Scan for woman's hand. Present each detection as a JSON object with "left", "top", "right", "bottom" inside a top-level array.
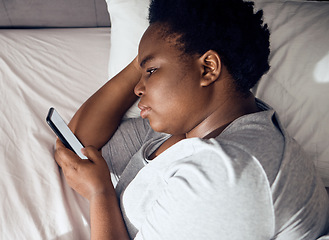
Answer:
[
  {"left": 55, "top": 139, "right": 114, "bottom": 201},
  {"left": 55, "top": 140, "right": 129, "bottom": 239}
]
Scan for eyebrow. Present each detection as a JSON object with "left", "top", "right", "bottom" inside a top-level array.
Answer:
[{"left": 140, "top": 56, "right": 155, "bottom": 68}]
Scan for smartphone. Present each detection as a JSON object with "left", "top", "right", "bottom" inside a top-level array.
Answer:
[{"left": 46, "top": 107, "right": 87, "bottom": 159}]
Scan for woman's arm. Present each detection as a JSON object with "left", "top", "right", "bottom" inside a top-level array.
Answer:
[
  {"left": 54, "top": 58, "right": 141, "bottom": 239},
  {"left": 68, "top": 57, "right": 141, "bottom": 149}
]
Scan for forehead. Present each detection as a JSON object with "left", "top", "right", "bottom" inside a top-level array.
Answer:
[{"left": 138, "top": 23, "right": 183, "bottom": 66}]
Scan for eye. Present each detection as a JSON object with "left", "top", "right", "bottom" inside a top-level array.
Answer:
[{"left": 146, "top": 68, "right": 157, "bottom": 76}]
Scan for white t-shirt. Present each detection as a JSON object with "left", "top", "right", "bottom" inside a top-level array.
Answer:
[{"left": 102, "top": 100, "right": 329, "bottom": 239}]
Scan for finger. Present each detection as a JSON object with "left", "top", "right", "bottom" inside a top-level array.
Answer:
[
  {"left": 54, "top": 149, "right": 62, "bottom": 167},
  {"left": 55, "top": 139, "right": 63, "bottom": 165},
  {"left": 55, "top": 137, "right": 65, "bottom": 150},
  {"left": 81, "top": 146, "right": 103, "bottom": 163},
  {"left": 56, "top": 146, "right": 82, "bottom": 169}
]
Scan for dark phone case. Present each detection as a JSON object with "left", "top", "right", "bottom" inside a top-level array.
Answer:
[{"left": 46, "top": 107, "right": 75, "bottom": 153}]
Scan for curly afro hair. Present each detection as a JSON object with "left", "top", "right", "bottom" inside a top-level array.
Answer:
[{"left": 148, "top": 0, "right": 270, "bottom": 94}]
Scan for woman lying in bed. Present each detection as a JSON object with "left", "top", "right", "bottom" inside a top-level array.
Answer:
[{"left": 54, "top": 0, "right": 329, "bottom": 239}]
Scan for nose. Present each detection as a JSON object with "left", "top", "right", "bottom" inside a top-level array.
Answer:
[{"left": 134, "top": 78, "right": 145, "bottom": 97}]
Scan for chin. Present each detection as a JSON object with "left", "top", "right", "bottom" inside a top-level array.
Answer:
[
  {"left": 148, "top": 118, "right": 169, "bottom": 133},
  {"left": 149, "top": 120, "right": 166, "bottom": 133},
  {"left": 149, "top": 119, "right": 185, "bottom": 136}
]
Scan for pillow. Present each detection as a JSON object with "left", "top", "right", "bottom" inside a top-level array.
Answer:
[
  {"left": 252, "top": 1, "right": 329, "bottom": 186},
  {"left": 105, "top": 0, "right": 150, "bottom": 118}
]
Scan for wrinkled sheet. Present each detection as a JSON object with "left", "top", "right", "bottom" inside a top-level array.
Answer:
[{"left": 0, "top": 28, "right": 110, "bottom": 239}]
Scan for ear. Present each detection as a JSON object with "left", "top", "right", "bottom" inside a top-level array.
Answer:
[{"left": 199, "top": 50, "right": 221, "bottom": 87}]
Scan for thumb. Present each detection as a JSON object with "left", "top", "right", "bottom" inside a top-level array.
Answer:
[{"left": 81, "top": 146, "right": 103, "bottom": 163}]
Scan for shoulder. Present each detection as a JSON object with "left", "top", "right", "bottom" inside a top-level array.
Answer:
[{"left": 218, "top": 108, "right": 285, "bottom": 185}]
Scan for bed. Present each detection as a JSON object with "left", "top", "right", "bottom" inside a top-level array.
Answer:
[{"left": 0, "top": 0, "right": 329, "bottom": 239}]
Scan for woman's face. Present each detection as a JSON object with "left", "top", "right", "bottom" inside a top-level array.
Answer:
[{"left": 135, "top": 24, "right": 211, "bottom": 136}]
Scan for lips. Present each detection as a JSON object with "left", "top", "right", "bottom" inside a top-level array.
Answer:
[{"left": 138, "top": 102, "right": 151, "bottom": 119}]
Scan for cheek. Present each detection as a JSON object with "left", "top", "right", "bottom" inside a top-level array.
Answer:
[
  {"left": 147, "top": 83, "right": 198, "bottom": 134},
  {"left": 150, "top": 78, "right": 193, "bottom": 114}
]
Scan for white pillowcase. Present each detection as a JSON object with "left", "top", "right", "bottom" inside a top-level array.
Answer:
[
  {"left": 253, "top": 1, "right": 329, "bottom": 186},
  {"left": 106, "top": 0, "right": 150, "bottom": 79},
  {"left": 105, "top": 0, "right": 150, "bottom": 118},
  {"left": 105, "top": 0, "right": 329, "bottom": 185}
]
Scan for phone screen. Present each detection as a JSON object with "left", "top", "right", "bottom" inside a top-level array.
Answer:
[{"left": 46, "top": 108, "right": 87, "bottom": 159}]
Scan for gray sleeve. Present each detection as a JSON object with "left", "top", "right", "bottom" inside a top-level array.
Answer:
[{"left": 101, "top": 117, "right": 151, "bottom": 185}]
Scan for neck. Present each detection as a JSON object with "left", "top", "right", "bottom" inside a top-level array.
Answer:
[{"left": 186, "top": 92, "right": 259, "bottom": 139}]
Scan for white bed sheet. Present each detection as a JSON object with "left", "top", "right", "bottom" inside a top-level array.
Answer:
[{"left": 0, "top": 28, "right": 110, "bottom": 239}]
